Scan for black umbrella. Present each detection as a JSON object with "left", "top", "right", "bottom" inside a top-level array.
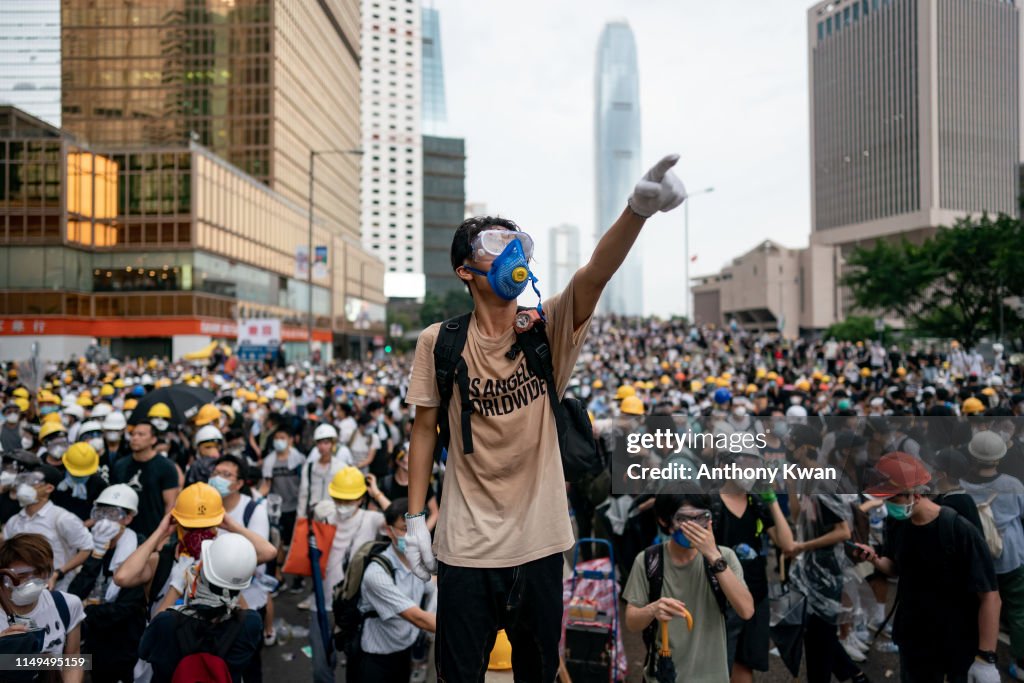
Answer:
[
  {"left": 655, "top": 620, "right": 676, "bottom": 683},
  {"left": 127, "top": 384, "right": 215, "bottom": 425}
]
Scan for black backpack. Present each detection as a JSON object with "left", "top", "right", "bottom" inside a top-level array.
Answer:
[
  {"left": 432, "top": 311, "right": 602, "bottom": 482},
  {"left": 331, "top": 540, "right": 395, "bottom": 655}
]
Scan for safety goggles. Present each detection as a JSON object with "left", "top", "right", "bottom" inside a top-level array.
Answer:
[
  {"left": 14, "top": 472, "right": 43, "bottom": 487},
  {"left": 470, "top": 229, "right": 534, "bottom": 262},
  {"left": 672, "top": 510, "right": 712, "bottom": 528},
  {"left": 90, "top": 504, "right": 126, "bottom": 522}
]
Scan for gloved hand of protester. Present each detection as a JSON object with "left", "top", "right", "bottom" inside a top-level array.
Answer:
[
  {"left": 404, "top": 512, "right": 437, "bottom": 581},
  {"left": 758, "top": 490, "right": 778, "bottom": 504},
  {"left": 967, "top": 658, "right": 1000, "bottom": 683},
  {"left": 91, "top": 519, "right": 121, "bottom": 558},
  {"left": 312, "top": 499, "right": 336, "bottom": 522},
  {"left": 627, "top": 154, "right": 688, "bottom": 218}
]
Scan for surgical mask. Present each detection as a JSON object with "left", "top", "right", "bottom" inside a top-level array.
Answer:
[
  {"left": 4, "top": 413, "right": 19, "bottom": 425},
  {"left": 88, "top": 437, "right": 105, "bottom": 453},
  {"left": 0, "top": 472, "right": 16, "bottom": 488},
  {"left": 39, "top": 406, "right": 58, "bottom": 416},
  {"left": 151, "top": 418, "right": 169, "bottom": 432},
  {"left": 47, "top": 443, "right": 67, "bottom": 458},
  {"left": 15, "top": 484, "right": 37, "bottom": 507},
  {"left": 270, "top": 401, "right": 284, "bottom": 412},
  {"left": 773, "top": 422, "right": 789, "bottom": 437},
  {"left": 396, "top": 536, "right": 407, "bottom": 554},
  {"left": 273, "top": 440, "right": 288, "bottom": 453},
  {"left": 10, "top": 578, "right": 45, "bottom": 606},
  {"left": 671, "top": 529, "right": 692, "bottom": 549},
  {"left": 885, "top": 500, "right": 914, "bottom": 521},
  {"left": 208, "top": 476, "right": 232, "bottom": 497},
  {"left": 335, "top": 504, "right": 358, "bottom": 521},
  {"left": 105, "top": 431, "right": 122, "bottom": 442},
  {"left": 463, "top": 236, "right": 538, "bottom": 302},
  {"left": 20, "top": 437, "right": 33, "bottom": 450},
  {"left": 732, "top": 406, "right": 747, "bottom": 418},
  {"left": 226, "top": 445, "right": 244, "bottom": 457}
]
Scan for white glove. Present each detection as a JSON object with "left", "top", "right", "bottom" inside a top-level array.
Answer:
[
  {"left": 404, "top": 513, "right": 436, "bottom": 581},
  {"left": 91, "top": 519, "right": 121, "bottom": 557},
  {"left": 967, "top": 659, "right": 1000, "bottom": 683},
  {"left": 627, "top": 154, "right": 688, "bottom": 218},
  {"left": 312, "top": 499, "right": 336, "bottom": 522}
]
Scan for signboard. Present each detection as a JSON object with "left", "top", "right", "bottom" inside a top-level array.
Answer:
[
  {"left": 313, "top": 246, "right": 328, "bottom": 280},
  {"left": 295, "top": 245, "right": 309, "bottom": 280},
  {"left": 239, "top": 319, "right": 281, "bottom": 347}
]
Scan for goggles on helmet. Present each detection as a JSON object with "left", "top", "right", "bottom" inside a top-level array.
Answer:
[{"left": 470, "top": 229, "right": 534, "bottom": 262}]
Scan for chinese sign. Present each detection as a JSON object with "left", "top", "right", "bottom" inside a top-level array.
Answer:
[{"left": 238, "top": 319, "right": 281, "bottom": 347}]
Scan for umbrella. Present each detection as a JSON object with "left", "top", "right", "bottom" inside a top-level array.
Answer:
[
  {"left": 127, "top": 384, "right": 215, "bottom": 425},
  {"left": 655, "top": 621, "right": 676, "bottom": 683},
  {"left": 308, "top": 524, "right": 336, "bottom": 676}
]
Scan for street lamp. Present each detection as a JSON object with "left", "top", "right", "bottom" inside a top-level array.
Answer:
[
  {"left": 307, "top": 147, "right": 363, "bottom": 362},
  {"left": 684, "top": 186, "right": 714, "bottom": 322}
]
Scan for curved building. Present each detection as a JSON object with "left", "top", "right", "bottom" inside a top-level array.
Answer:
[{"left": 595, "top": 20, "right": 642, "bottom": 316}]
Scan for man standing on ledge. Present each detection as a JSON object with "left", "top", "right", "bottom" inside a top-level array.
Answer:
[{"left": 404, "top": 155, "right": 687, "bottom": 681}]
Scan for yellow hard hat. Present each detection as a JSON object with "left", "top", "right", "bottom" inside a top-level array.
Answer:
[
  {"left": 171, "top": 482, "right": 225, "bottom": 528},
  {"left": 746, "top": 383, "right": 758, "bottom": 394},
  {"left": 14, "top": 398, "right": 29, "bottom": 413},
  {"left": 716, "top": 378, "right": 729, "bottom": 388},
  {"left": 795, "top": 380, "right": 811, "bottom": 392},
  {"left": 356, "top": 388, "right": 367, "bottom": 396},
  {"left": 860, "top": 367, "right": 872, "bottom": 378},
  {"left": 981, "top": 387, "right": 996, "bottom": 397},
  {"left": 123, "top": 398, "right": 138, "bottom": 411},
  {"left": 155, "top": 378, "right": 172, "bottom": 388},
  {"left": 488, "top": 629, "right": 512, "bottom": 671},
  {"left": 113, "top": 379, "right": 125, "bottom": 389},
  {"left": 660, "top": 361, "right": 670, "bottom": 370},
  {"left": 614, "top": 385, "right": 636, "bottom": 400},
  {"left": 12, "top": 388, "right": 29, "bottom": 400},
  {"left": 705, "top": 376, "right": 718, "bottom": 385},
  {"left": 660, "top": 375, "right": 671, "bottom": 386},
  {"left": 39, "top": 421, "right": 67, "bottom": 441},
  {"left": 766, "top": 371, "right": 778, "bottom": 381},
  {"left": 363, "top": 376, "right": 375, "bottom": 385},
  {"left": 811, "top": 370, "right": 822, "bottom": 381},
  {"left": 962, "top": 397, "right": 985, "bottom": 415},
  {"left": 63, "top": 442, "right": 99, "bottom": 477},
  {"left": 328, "top": 467, "right": 367, "bottom": 500},
  {"left": 76, "top": 393, "right": 94, "bottom": 407},
  {"left": 148, "top": 359, "right": 158, "bottom": 369},
  {"left": 273, "top": 389, "right": 288, "bottom": 401},
  {"left": 592, "top": 379, "right": 604, "bottom": 389},
  {"left": 643, "top": 381, "right": 656, "bottom": 390},
  {"left": 721, "top": 372, "right": 732, "bottom": 381},
  {"left": 100, "top": 384, "right": 115, "bottom": 397},
  {"left": 63, "top": 373, "right": 73, "bottom": 385},
  {"left": 41, "top": 412, "right": 62, "bottom": 425},
  {"left": 895, "top": 366, "right": 906, "bottom": 377},
  {"left": 148, "top": 402, "right": 172, "bottom": 419},
  {"left": 257, "top": 396, "right": 269, "bottom": 404},
  {"left": 755, "top": 368, "right": 767, "bottom": 379},
  {"left": 38, "top": 391, "right": 59, "bottom": 405},
  {"left": 690, "top": 380, "right": 704, "bottom": 393},
  {"left": 620, "top": 396, "right": 645, "bottom": 416},
  {"left": 194, "top": 404, "right": 222, "bottom": 427},
  {"left": 632, "top": 379, "right": 645, "bottom": 388}
]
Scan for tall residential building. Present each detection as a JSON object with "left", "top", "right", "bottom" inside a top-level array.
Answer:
[
  {"left": 361, "top": 0, "right": 424, "bottom": 299},
  {"left": 421, "top": 4, "right": 446, "bottom": 136},
  {"left": 0, "top": 0, "right": 61, "bottom": 126},
  {"left": 548, "top": 224, "right": 580, "bottom": 295},
  {"left": 60, "top": 0, "right": 362, "bottom": 239},
  {"left": 808, "top": 0, "right": 1021, "bottom": 249},
  {"left": 595, "top": 20, "right": 643, "bottom": 316},
  {"left": 422, "top": 135, "right": 465, "bottom": 294}
]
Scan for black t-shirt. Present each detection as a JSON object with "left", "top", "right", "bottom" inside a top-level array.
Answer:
[
  {"left": 0, "top": 491, "right": 20, "bottom": 527},
  {"left": 50, "top": 474, "right": 107, "bottom": 521},
  {"left": 380, "top": 474, "right": 435, "bottom": 507},
  {"left": 936, "top": 491, "right": 983, "bottom": 533},
  {"left": 884, "top": 508, "right": 997, "bottom": 670},
  {"left": 139, "top": 609, "right": 262, "bottom": 683},
  {"left": 113, "top": 454, "right": 179, "bottom": 537},
  {"left": 712, "top": 496, "right": 774, "bottom": 603}
]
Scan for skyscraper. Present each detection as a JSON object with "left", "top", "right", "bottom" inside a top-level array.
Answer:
[
  {"left": 548, "top": 224, "right": 580, "bottom": 295},
  {"left": 421, "top": 4, "right": 447, "bottom": 136},
  {"left": 0, "top": 0, "right": 61, "bottom": 126},
  {"left": 595, "top": 20, "right": 642, "bottom": 316},
  {"left": 808, "top": 0, "right": 1020, "bottom": 246},
  {"left": 361, "top": 0, "right": 424, "bottom": 299}
]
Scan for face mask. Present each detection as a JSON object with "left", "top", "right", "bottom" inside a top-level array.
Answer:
[
  {"left": 273, "top": 440, "right": 288, "bottom": 453},
  {"left": 732, "top": 406, "right": 747, "bottom": 418},
  {"left": 47, "top": 443, "right": 67, "bottom": 458},
  {"left": 773, "top": 422, "right": 789, "bottom": 437},
  {"left": 335, "top": 503, "right": 358, "bottom": 521},
  {"left": 39, "top": 406, "right": 58, "bottom": 416},
  {"left": 151, "top": 418, "right": 169, "bottom": 432},
  {"left": 15, "top": 484, "right": 37, "bottom": 507},
  {"left": 0, "top": 472, "right": 16, "bottom": 488},
  {"left": 88, "top": 437, "right": 105, "bottom": 453},
  {"left": 396, "top": 536, "right": 407, "bottom": 554},
  {"left": 208, "top": 476, "right": 232, "bottom": 497},
  {"left": 671, "top": 529, "right": 692, "bottom": 549},
  {"left": 789, "top": 396, "right": 802, "bottom": 406},
  {"left": 105, "top": 431, "right": 122, "bottom": 442},
  {"left": 270, "top": 401, "right": 284, "bottom": 412},
  {"left": 10, "top": 578, "right": 45, "bottom": 606},
  {"left": 226, "top": 446, "right": 244, "bottom": 457},
  {"left": 885, "top": 500, "right": 914, "bottom": 521},
  {"left": 4, "top": 413, "right": 19, "bottom": 425},
  {"left": 464, "top": 237, "right": 536, "bottom": 301},
  {"left": 998, "top": 430, "right": 1014, "bottom": 443},
  {"left": 20, "top": 436, "right": 33, "bottom": 449}
]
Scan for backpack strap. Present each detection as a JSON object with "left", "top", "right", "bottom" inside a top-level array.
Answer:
[
  {"left": 433, "top": 313, "right": 472, "bottom": 457},
  {"left": 516, "top": 321, "right": 569, "bottom": 454},
  {"left": 361, "top": 554, "right": 397, "bottom": 622},
  {"left": 214, "top": 613, "right": 246, "bottom": 660},
  {"left": 641, "top": 544, "right": 665, "bottom": 672},
  {"left": 50, "top": 591, "right": 70, "bottom": 633},
  {"left": 242, "top": 498, "right": 261, "bottom": 528}
]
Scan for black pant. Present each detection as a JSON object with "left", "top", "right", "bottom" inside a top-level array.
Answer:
[
  {"left": 89, "top": 662, "right": 135, "bottom": 683},
  {"left": 355, "top": 646, "right": 411, "bottom": 682},
  {"left": 804, "top": 613, "right": 861, "bottom": 683},
  {"left": 899, "top": 654, "right": 969, "bottom": 683},
  {"left": 436, "top": 552, "right": 563, "bottom": 682}
]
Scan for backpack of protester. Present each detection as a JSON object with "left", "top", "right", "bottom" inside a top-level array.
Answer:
[
  {"left": 432, "top": 309, "right": 602, "bottom": 483},
  {"left": 169, "top": 610, "right": 247, "bottom": 683},
  {"left": 331, "top": 539, "right": 395, "bottom": 655},
  {"left": 976, "top": 493, "right": 1004, "bottom": 558}
]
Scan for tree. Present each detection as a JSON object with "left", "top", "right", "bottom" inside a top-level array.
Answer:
[
  {"left": 842, "top": 213, "right": 1024, "bottom": 348},
  {"left": 824, "top": 316, "right": 893, "bottom": 343},
  {"left": 419, "top": 288, "right": 474, "bottom": 327}
]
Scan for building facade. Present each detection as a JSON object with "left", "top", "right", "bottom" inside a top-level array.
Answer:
[
  {"left": 548, "top": 224, "right": 580, "bottom": 295},
  {"left": 0, "top": 0, "right": 61, "bottom": 127},
  {"left": 421, "top": 4, "right": 447, "bottom": 137},
  {"left": 361, "top": 0, "right": 424, "bottom": 299},
  {"left": 422, "top": 135, "right": 465, "bottom": 295},
  {"left": 595, "top": 20, "right": 643, "bottom": 316},
  {"left": 0, "top": 106, "right": 385, "bottom": 361}
]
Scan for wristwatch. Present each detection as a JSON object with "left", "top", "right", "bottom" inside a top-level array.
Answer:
[
  {"left": 976, "top": 649, "right": 997, "bottom": 664},
  {"left": 709, "top": 557, "right": 729, "bottom": 574},
  {"left": 53, "top": 568, "right": 65, "bottom": 581}
]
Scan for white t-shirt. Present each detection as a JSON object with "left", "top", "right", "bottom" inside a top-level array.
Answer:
[
  {"left": 226, "top": 494, "right": 270, "bottom": 610},
  {"left": 103, "top": 528, "right": 139, "bottom": 603},
  {"left": 0, "top": 590, "right": 84, "bottom": 655}
]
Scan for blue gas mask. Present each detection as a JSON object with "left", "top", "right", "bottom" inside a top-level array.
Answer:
[{"left": 463, "top": 237, "right": 538, "bottom": 302}]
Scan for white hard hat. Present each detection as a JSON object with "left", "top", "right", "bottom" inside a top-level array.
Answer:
[
  {"left": 313, "top": 424, "right": 338, "bottom": 442},
  {"left": 200, "top": 533, "right": 257, "bottom": 590},
  {"left": 64, "top": 405, "right": 85, "bottom": 421},
  {"left": 61, "top": 394, "right": 77, "bottom": 408},
  {"left": 78, "top": 420, "right": 103, "bottom": 437},
  {"left": 95, "top": 484, "right": 139, "bottom": 514},
  {"left": 102, "top": 412, "right": 127, "bottom": 431},
  {"left": 141, "top": 374, "right": 154, "bottom": 385},
  {"left": 785, "top": 405, "right": 808, "bottom": 418},
  {"left": 91, "top": 403, "right": 113, "bottom": 419},
  {"left": 194, "top": 425, "right": 224, "bottom": 446}
]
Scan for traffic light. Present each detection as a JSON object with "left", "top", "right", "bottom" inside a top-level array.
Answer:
[{"left": 384, "top": 345, "right": 392, "bottom": 354}]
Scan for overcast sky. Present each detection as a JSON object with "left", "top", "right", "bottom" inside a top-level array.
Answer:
[{"left": 432, "top": 0, "right": 813, "bottom": 317}]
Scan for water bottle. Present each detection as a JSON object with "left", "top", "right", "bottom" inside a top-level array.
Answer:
[
  {"left": 734, "top": 543, "right": 758, "bottom": 561},
  {"left": 274, "top": 618, "right": 291, "bottom": 645},
  {"left": 266, "top": 494, "right": 283, "bottom": 525}
]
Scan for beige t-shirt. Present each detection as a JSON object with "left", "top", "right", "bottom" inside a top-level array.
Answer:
[{"left": 406, "top": 276, "right": 592, "bottom": 567}]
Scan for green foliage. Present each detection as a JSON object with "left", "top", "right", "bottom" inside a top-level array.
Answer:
[
  {"left": 841, "top": 213, "right": 1024, "bottom": 348},
  {"left": 419, "top": 289, "right": 474, "bottom": 327},
  {"left": 823, "top": 316, "right": 892, "bottom": 343}
]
